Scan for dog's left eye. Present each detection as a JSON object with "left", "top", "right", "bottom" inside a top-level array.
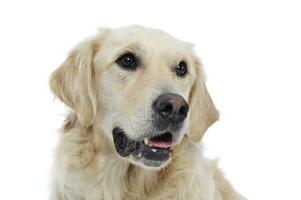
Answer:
[
  {"left": 116, "top": 53, "right": 139, "bottom": 71},
  {"left": 175, "top": 61, "right": 188, "bottom": 77}
]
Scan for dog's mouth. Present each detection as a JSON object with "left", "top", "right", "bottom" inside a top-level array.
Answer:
[{"left": 112, "top": 127, "right": 173, "bottom": 168}]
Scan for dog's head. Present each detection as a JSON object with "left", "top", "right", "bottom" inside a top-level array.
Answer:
[{"left": 50, "top": 26, "right": 218, "bottom": 169}]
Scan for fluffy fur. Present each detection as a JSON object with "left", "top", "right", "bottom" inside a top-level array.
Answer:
[{"left": 50, "top": 25, "right": 245, "bottom": 200}]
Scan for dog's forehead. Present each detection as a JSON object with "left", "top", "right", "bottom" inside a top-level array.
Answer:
[{"left": 102, "top": 25, "right": 194, "bottom": 55}]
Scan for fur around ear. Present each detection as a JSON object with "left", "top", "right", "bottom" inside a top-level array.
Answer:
[
  {"left": 188, "top": 61, "right": 219, "bottom": 142},
  {"left": 49, "top": 38, "right": 99, "bottom": 127}
]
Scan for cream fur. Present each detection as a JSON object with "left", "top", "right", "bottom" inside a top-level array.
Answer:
[{"left": 50, "top": 25, "right": 245, "bottom": 200}]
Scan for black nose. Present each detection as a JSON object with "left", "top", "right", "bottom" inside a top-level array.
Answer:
[{"left": 153, "top": 93, "right": 189, "bottom": 123}]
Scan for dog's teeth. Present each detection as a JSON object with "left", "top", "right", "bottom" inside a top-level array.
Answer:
[
  {"left": 151, "top": 149, "right": 157, "bottom": 153},
  {"left": 144, "top": 138, "right": 149, "bottom": 145},
  {"left": 138, "top": 153, "right": 142, "bottom": 157}
]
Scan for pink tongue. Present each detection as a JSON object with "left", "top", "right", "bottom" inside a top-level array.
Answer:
[{"left": 148, "top": 138, "right": 172, "bottom": 149}]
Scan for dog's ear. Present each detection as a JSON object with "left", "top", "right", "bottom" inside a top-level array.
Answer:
[
  {"left": 49, "top": 37, "right": 99, "bottom": 127},
  {"left": 187, "top": 59, "right": 219, "bottom": 142}
]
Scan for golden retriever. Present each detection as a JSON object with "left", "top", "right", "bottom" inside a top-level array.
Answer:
[{"left": 50, "top": 25, "right": 245, "bottom": 200}]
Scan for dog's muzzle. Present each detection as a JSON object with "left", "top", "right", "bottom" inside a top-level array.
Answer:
[{"left": 112, "top": 93, "right": 189, "bottom": 168}]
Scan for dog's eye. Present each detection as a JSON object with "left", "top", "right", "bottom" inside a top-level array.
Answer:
[
  {"left": 175, "top": 61, "right": 188, "bottom": 77},
  {"left": 116, "top": 53, "right": 138, "bottom": 71}
]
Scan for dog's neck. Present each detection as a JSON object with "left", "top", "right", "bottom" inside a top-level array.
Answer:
[{"left": 97, "top": 155, "right": 161, "bottom": 198}]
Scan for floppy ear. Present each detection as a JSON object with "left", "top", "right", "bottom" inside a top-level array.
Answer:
[
  {"left": 49, "top": 38, "right": 99, "bottom": 127},
  {"left": 187, "top": 61, "right": 219, "bottom": 142}
]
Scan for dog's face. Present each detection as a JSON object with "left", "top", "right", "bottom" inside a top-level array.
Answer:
[{"left": 50, "top": 26, "right": 219, "bottom": 169}]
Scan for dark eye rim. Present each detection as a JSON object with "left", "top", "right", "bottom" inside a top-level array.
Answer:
[
  {"left": 175, "top": 61, "right": 188, "bottom": 77},
  {"left": 115, "top": 52, "right": 139, "bottom": 71}
]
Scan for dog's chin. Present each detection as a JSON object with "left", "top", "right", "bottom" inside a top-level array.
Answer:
[{"left": 112, "top": 127, "right": 173, "bottom": 169}]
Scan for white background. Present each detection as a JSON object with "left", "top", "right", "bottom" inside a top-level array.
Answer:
[{"left": 0, "top": 0, "right": 300, "bottom": 199}]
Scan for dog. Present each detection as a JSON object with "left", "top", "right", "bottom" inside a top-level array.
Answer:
[{"left": 50, "top": 25, "right": 245, "bottom": 200}]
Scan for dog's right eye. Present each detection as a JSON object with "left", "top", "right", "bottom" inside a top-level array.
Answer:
[{"left": 116, "top": 53, "right": 139, "bottom": 71}]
